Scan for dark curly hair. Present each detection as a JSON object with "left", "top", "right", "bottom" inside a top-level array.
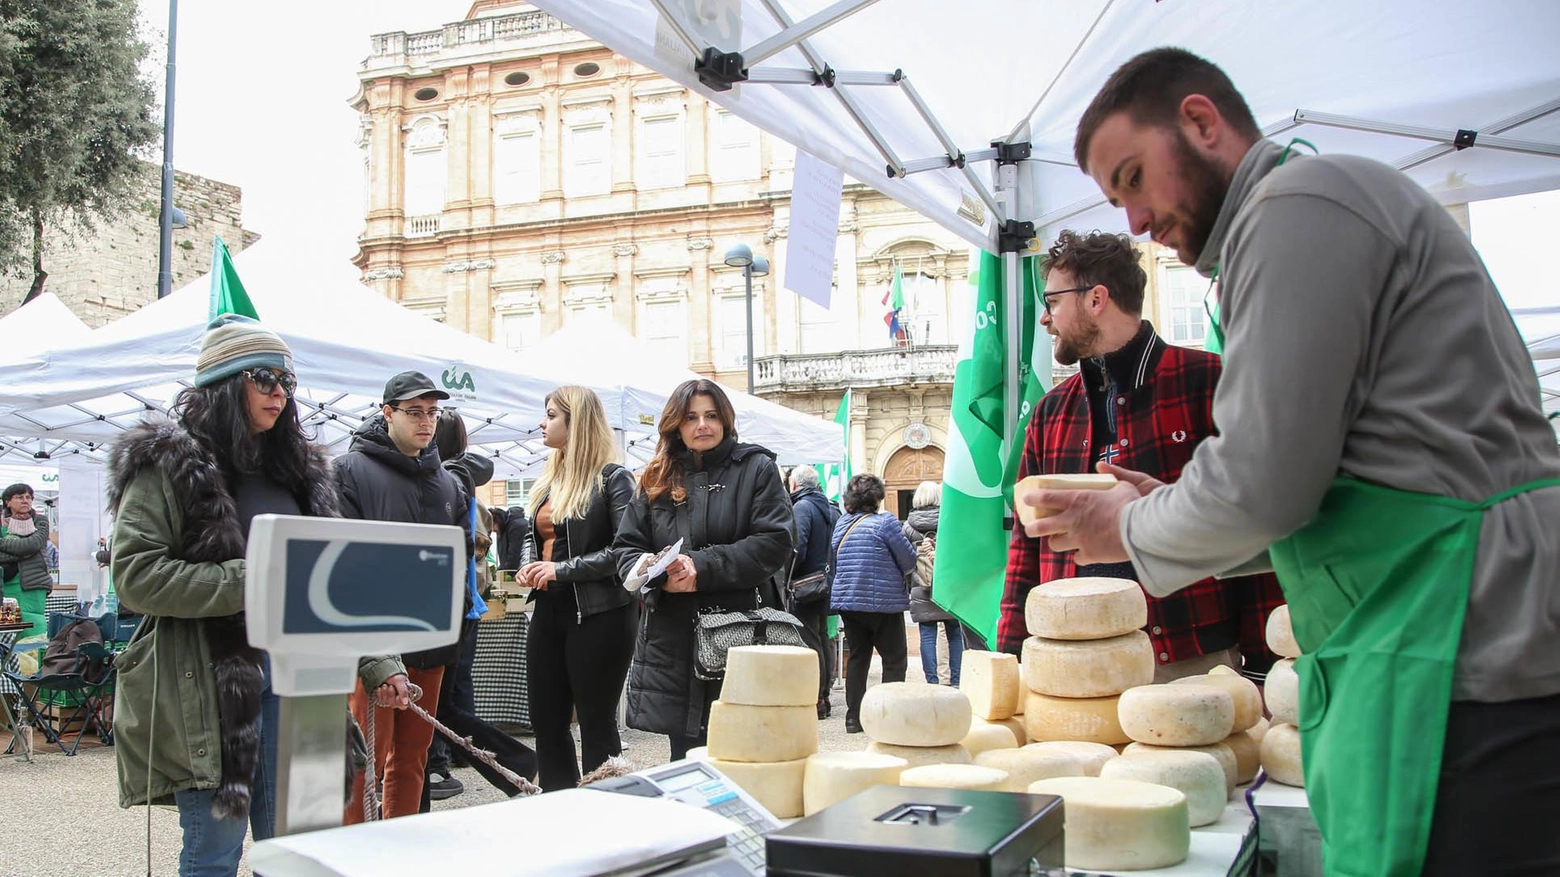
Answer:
[
  {"left": 1074, "top": 47, "right": 1260, "bottom": 173},
  {"left": 1042, "top": 230, "right": 1147, "bottom": 316},
  {"left": 172, "top": 373, "right": 312, "bottom": 493},
  {"left": 842, "top": 473, "right": 886, "bottom": 515}
]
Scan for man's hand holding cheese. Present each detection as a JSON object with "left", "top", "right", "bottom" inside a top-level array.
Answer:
[{"left": 1022, "top": 462, "right": 1164, "bottom": 565}]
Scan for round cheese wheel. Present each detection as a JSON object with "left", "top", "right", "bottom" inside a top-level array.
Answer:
[
  {"left": 960, "top": 721, "right": 1018, "bottom": 758},
  {"left": 1101, "top": 750, "right": 1228, "bottom": 827},
  {"left": 1023, "top": 691, "right": 1129, "bottom": 745},
  {"left": 974, "top": 747, "right": 1084, "bottom": 792},
  {"left": 1246, "top": 716, "right": 1271, "bottom": 744},
  {"left": 1027, "top": 776, "right": 1191, "bottom": 871},
  {"left": 959, "top": 650, "right": 1022, "bottom": 720},
  {"left": 721, "top": 646, "right": 820, "bottom": 707},
  {"left": 899, "top": 763, "right": 1009, "bottom": 791},
  {"left": 803, "top": 751, "right": 908, "bottom": 816},
  {"left": 1022, "top": 741, "right": 1120, "bottom": 777},
  {"left": 865, "top": 741, "right": 972, "bottom": 768},
  {"left": 1223, "top": 731, "right": 1261, "bottom": 785},
  {"left": 1023, "top": 632, "right": 1155, "bottom": 698},
  {"left": 706, "top": 701, "right": 819, "bottom": 763},
  {"left": 1266, "top": 605, "right": 1302, "bottom": 658},
  {"left": 702, "top": 755, "right": 809, "bottom": 819},
  {"left": 1119, "top": 684, "right": 1235, "bottom": 746},
  {"left": 1024, "top": 577, "right": 1148, "bottom": 641},
  {"left": 1171, "top": 672, "right": 1262, "bottom": 732},
  {"left": 1015, "top": 474, "right": 1118, "bottom": 526},
  {"left": 1123, "top": 741, "right": 1238, "bottom": 794},
  {"left": 1265, "top": 659, "right": 1300, "bottom": 726},
  {"left": 860, "top": 682, "right": 972, "bottom": 747},
  {"left": 970, "top": 716, "right": 1027, "bottom": 747},
  {"left": 1261, "top": 723, "right": 1305, "bottom": 787}
]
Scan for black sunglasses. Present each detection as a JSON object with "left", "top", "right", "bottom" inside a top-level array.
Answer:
[
  {"left": 1039, "top": 285, "right": 1094, "bottom": 315},
  {"left": 244, "top": 367, "right": 297, "bottom": 397}
]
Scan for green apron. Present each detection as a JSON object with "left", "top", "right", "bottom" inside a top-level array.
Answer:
[{"left": 1268, "top": 475, "right": 1560, "bottom": 876}]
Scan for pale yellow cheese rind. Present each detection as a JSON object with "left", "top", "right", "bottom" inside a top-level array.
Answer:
[
  {"left": 706, "top": 701, "right": 819, "bottom": 763},
  {"left": 865, "top": 741, "right": 972, "bottom": 768},
  {"left": 1223, "top": 731, "right": 1261, "bottom": 785},
  {"left": 1266, "top": 605, "right": 1302, "bottom": 658},
  {"left": 1171, "top": 672, "right": 1263, "bottom": 732},
  {"left": 704, "top": 756, "right": 809, "bottom": 819},
  {"left": 1027, "top": 776, "right": 1191, "bottom": 871},
  {"left": 1119, "top": 684, "right": 1236, "bottom": 747},
  {"left": 1022, "top": 741, "right": 1120, "bottom": 777},
  {"left": 1023, "top": 691, "right": 1130, "bottom": 746},
  {"left": 1023, "top": 631, "right": 1155, "bottom": 698},
  {"left": 975, "top": 747, "right": 1085, "bottom": 792},
  {"left": 1123, "top": 741, "right": 1238, "bottom": 794},
  {"left": 803, "top": 751, "right": 908, "bottom": 816},
  {"left": 899, "top": 763, "right": 1009, "bottom": 791},
  {"left": 1101, "top": 750, "right": 1228, "bottom": 827},
  {"left": 959, "top": 650, "right": 1021, "bottom": 720},
  {"left": 1015, "top": 474, "right": 1118, "bottom": 526},
  {"left": 1024, "top": 577, "right": 1148, "bottom": 641},
  {"left": 1261, "top": 722, "right": 1305, "bottom": 787},
  {"left": 960, "top": 722, "right": 1019, "bottom": 758},
  {"left": 721, "top": 645, "right": 821, "bottom": 707},
  {"left": 859, "top": 681, "right": 972, "bottom": 747},
  {"left": 1265, "top": 659, "right": 1301, "bottom": 726}
]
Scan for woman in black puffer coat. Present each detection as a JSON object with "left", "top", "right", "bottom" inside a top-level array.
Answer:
[
  {"left": 614, "top": 379, "right": 794, "bottom": 760},
  {"left": 903, "top": 481, "right": 963, "bottom": 686}
]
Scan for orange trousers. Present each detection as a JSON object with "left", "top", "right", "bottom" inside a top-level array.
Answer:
[{"left": 345, "top": 665, "right": 444, "bottom": 823}]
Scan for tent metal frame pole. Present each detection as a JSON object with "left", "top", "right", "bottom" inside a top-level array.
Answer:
[
  {"left": 1395, "top": 97, "right": 1560, "bottom": 172},
  {"left": 745, "top": 67, "right": 898, "bottom": 86},
  {"left": 1294, "top": 109, "right": 1560, "bottom": 159},
  {"left": 645, "top": 0, "right": 701, "bottom": 55},
  {"left": 743, "top": 0, "right": 882, "bottom": 66},
  {"left": 896, "top": 76, "right": 1004, "bottom": 224}
]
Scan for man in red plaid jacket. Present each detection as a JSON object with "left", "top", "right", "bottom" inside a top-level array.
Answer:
[{"left": 998, "top": 230, "right": 1284, "bottom": 680}]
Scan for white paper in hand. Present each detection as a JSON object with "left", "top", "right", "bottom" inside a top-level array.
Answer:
[{"left": 644, "top": 537, "right": 684, "bottom": 582}]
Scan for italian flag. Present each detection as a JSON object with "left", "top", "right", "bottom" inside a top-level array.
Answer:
[{"left": 934, "top": 249, "right": 1049, "bottom": 647}]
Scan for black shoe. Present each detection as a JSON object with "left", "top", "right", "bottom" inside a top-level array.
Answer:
[
  {"left": 427, "top": 771, "right": 465, "bottom": 801},
  {"left": 816, "top": 699, "right": 831, "bottom": 720},
  {"left": 844, "top": 719, "right": 863, "bottom": 734}
]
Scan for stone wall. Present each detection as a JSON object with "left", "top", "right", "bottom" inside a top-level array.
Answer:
[{"left": 0, "top": 164, "right": 259, "bottom": 326}]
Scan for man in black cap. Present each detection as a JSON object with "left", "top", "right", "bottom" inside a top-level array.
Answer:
[{"left": 335, "top": 371, "right": 472, "bottom": 822}]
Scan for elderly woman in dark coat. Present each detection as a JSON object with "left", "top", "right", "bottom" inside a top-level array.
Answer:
[{"left": 615, "top": 379, "right": 794, "bottom": 760}]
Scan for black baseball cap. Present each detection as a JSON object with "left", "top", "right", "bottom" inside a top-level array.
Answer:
[{"left": 382, "top": 371, "right": 450, "bottom": 405}]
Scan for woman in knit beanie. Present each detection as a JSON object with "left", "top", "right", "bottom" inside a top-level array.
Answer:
[{"left": 106, "top": 315, "right": 409, "bottom": 877}]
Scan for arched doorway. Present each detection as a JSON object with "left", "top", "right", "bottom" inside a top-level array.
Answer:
[{"left": 883, "top": 445, "right": 945, "bottom": 519}]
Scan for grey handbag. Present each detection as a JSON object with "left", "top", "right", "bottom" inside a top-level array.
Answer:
[{"left": 694, "top": 607, "right": 807, "bottom": 680}]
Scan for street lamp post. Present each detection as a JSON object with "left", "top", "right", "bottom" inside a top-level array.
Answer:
[{"left": 723, "top": 244, "right": 770, "bottom": 392}]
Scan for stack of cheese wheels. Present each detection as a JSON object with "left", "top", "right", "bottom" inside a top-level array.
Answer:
[
  {"left": 1261, "top": 606, "right": 1305, "bottom": 786},
  {"left": 1169, "top": 665, "right": 1266, "bottom": 785},
  {"left": 802, "top": 751, "right": 909, "bottom": 816},
  {"left": 1101, "top": 749, "right": 1228, "bottom": 827},
  {"left": 702, "top": 646, "right": 822, "bottom": 818},
  {"left": 1021, "top": 578, "right": 1153, "bottom": 746},
  {"left": 1117, "top": 683, "right": 1238, "bottom": 800},
  {"left": 959, "top": 651, "right": 1025, "bottom": 755},
  {"left": 861, "top": 681, "right": 976, "bottom": 768},
  {"left": 1028, "top": 776, "right": 1191, "bottom": 871}
]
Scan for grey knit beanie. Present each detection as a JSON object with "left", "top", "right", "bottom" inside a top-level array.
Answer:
[{"left": 194, "top": 315, "right": 293, "bottom": 387}]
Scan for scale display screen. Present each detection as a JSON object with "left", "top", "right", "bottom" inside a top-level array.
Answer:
[{"left": 656, "top": 764, "right": 715, "bottom": 794}]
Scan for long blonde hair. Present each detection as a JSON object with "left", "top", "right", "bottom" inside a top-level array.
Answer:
[{"left": 529, "top": 386, "right": 619, "bottom": 521}]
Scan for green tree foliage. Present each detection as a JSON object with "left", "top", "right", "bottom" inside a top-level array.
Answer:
[{"left": 0, "top": 0, "right": 159, "bottom": 302}]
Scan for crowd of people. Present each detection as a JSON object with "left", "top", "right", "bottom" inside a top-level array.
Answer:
[{"left": 78, "top": 44, "right": 1555, "bottom": 877}]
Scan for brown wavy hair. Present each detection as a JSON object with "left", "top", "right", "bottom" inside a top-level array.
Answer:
[{"left": 638, "top": 378, "right": 738, "bottom": 503}]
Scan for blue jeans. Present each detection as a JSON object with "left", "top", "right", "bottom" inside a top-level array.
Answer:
[
  {"left": 919, "top": 620, "right": 964, "bottom": 685},
  {"left": 173, "top": 659, "right": 279, "bottom": 877}
]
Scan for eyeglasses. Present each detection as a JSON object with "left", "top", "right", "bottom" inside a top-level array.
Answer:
[
  {"left": 389, "top": 406, "right": 442, "bottom": 422},
  {"left": 243, "top": 368, "right": 297, "bottom": 397},
  {"left": 1039, "top": 285, "right": 1094, "bottom": 315}
]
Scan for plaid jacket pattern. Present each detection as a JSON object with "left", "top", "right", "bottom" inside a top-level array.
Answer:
[{"left": 999, "top": 334, "right": 1286, "bottom": 675}]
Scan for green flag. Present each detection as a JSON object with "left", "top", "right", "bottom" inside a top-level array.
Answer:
[
  {"left": 814, "top": 389, "right": 851, "bottom": 503},
  {"left": 209, "top": 236, "right": 259, "bottom": 321},
  {"left": 935, "top": 249, "right": 1048, "bottom": 648}
]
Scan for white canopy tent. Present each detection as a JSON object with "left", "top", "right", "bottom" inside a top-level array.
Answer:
[
  {"left": 0, "top": 243, "right": 841, "bottom": 477},
  {"left": 529, "top": 0, "right": 1560, "bottom": 448},
  {"left": 0, "top": 293, "right": 96, "bottom": 466},
  {"left": 516, "top": 313, "right": 846, "bottom": 470}
]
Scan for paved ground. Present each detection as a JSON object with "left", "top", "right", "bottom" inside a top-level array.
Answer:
[{"left": 0, "top": 630, "right": 952, "bottom": 877}]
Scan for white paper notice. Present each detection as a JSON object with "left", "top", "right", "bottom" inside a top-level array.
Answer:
[{"left": 785, "top": 150, "right": 844, "bottom": 308}]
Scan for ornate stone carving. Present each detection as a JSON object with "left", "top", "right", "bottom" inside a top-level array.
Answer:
[
  {"left": 762, "top": 225, "right": 788, "bottom": 243},
  {"left": 612, "top": 242, "right": 639, "bottom": 257},
  {"left": 442, "top": 258, "right": 496, "bottom": 273},
  {"left": 362, "top": 266, "right": 405, "bottom": 281},
  {"left": 686, "top": 237, "right": 713, "bottom": 251},
  {"left": 540, "top": 250, "right": 566, "bottom": 265}
]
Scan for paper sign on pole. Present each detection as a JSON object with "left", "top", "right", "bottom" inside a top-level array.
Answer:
[{"left": 785, "top": 150, "right": 844, "bottom": 309}]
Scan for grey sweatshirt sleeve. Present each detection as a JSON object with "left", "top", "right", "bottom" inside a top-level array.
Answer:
[{"left": 1120, "top": 194, "right": 1391, "bottom": 596}]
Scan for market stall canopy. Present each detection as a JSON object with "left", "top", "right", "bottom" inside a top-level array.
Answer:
[{"left": 528, "top": 0, "right": 1560, "bottom": 249}]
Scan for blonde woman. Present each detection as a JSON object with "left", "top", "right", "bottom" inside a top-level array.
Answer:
[{"left": 518, "top": 387, "right": 636, "bottom": 791}]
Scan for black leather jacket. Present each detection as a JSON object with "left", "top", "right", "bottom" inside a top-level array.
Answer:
[{"left": 532, "top": 463, "right": 636, "bottom": 622}]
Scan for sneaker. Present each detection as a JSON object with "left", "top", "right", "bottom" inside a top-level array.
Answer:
[{"left": 427, "top": 772, "right": 464, "bottom": 801}]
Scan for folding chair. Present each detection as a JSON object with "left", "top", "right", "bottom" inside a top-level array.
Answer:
[{"left": 2, "top": 626, "right": 117, "bottom": 756}]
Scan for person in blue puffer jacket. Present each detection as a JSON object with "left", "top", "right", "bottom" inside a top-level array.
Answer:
[{"left": 828, "top": 473, "right": 916, "bottom": 733}]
